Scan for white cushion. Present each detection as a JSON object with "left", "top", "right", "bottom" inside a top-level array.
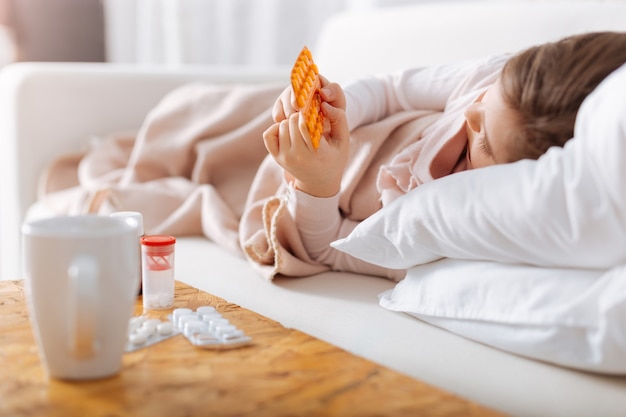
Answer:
[
  {"left": 379, "top": 259, "right": 626, "bottom": 374},
  {"left": 331, "top": 63, "right": 626, "bottom": 270}
]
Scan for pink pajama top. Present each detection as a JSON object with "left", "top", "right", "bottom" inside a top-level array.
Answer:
[{"left": 286, "top": 54, "right": 509, "bottom": 279}]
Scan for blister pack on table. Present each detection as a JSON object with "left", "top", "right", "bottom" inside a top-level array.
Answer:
[
  {"left": 171, "top": 306, "right": 252, "bottom": 349},
  {"left": 126, "top": 315, "right": 179, "bottom": 352},
  {"left": 125, "top": 305, "right": 252, "bottom": 352}
]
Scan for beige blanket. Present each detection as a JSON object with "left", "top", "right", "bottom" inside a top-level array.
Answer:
[{"left": 39, "top": 82, "right": 448, "bottom": 280}]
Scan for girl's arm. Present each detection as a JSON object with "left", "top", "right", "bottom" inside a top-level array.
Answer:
[
  {"left": 285, "top": 57, "right": 507, "bottom": 279},
  {"left": 286, "top": 186, "right": 406, "bottom": 281},
  {"left": 343, "top": 55, "right": 509, "bottom": 129}
]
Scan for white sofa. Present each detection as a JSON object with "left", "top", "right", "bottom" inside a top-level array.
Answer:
[{"left": 2, "top": 2, "right": 626, "bottom": 416}]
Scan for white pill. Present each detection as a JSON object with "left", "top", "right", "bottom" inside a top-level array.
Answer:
[
  {"left": 158, "top": 293, "right": 173, "bottom": 308},
  {"left": 178, "top": 315, "right": 201, "bottom": 328},
  {"left": 196, "top": 306, "right": 217, "bottom": 315},
  {"left": 173, "top": 307, "right": 193, "bottom": 317},
  {"left": 157, "top": 321, "right": 174, "bottom": 335},
  {"left": 214, "top": 324, "right": 237, "bottom": 336},
  {"left": 201, "top": 312, "right": 221, "bottom": 322},
  {"left": 130, "top": 331, "right": 149, "bottom": 345},
  {"left": 208, "top": 318, "right": 229, "bottom": 332},
  {"left": 128, "top": 316, "right": 145, "bottom": 333},
  {"left": 172, "top": 308, "right": 194, "bottom": 326},
  {"left": 184, "top": 321, "right": 207, "bottom": 338},
  {"left": 191, "top": 333, "right": 220, "bottom": 346},
  {"left": 129, "top": 316, "right": 145, "bottom": 326},
  {"left": 143, "top": 319, "right": 161, "bottom": 330},
  {"left": 221, "top": 331, "right": 246, "bottom": 341}
]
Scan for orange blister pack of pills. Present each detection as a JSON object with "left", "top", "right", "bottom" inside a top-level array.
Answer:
[{"left": 291, "top": 46, "right": 324, "bottom": 149}]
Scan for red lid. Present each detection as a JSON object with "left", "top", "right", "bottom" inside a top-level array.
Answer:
[{"left": 141, "top": 235, "right": 176, "bottom": 246}]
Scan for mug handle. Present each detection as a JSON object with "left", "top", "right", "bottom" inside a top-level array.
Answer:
[{"left": 67, "top": 255, "right": 99, "bottom": 358}]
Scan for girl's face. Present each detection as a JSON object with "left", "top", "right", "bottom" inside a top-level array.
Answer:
[{"left": 464, "top": 79, "right": 520, "bottom": 169}]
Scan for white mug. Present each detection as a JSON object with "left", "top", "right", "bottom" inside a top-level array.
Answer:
[{"left": 22, "top": 215, "right": 140, "bottom": 380}]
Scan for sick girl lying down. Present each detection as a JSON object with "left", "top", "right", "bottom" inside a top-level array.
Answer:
[
  {"left": 39, "top": 32, "right": 626, "bottom": 281},
  {"left": 257, "top": 31, "right": 626, "bottom": 279}
]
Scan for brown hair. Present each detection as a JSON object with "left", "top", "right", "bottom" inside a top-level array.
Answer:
[{"left": 499, "top": 31, "right": 626, "bottom": 161}]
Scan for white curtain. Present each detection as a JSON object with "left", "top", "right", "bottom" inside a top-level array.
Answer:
[{"left": 103, "top": 0, "right": 432, "bottom": 67}]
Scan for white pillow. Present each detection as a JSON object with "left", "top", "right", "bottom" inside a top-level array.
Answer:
[
  {"left": 379, "top": 259, "right": 626, "bottom": 374},
  {"left": 332, "top": 63, "right": 626, "bottom": 270}
]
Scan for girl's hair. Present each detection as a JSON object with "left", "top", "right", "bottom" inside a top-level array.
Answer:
[{"left": 500, "top": 31, "right": 626, "bottom": 161}]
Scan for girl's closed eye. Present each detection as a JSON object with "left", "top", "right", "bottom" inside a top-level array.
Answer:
[{"left": 477, "top": 134, "right": 491, "bottom": 156}]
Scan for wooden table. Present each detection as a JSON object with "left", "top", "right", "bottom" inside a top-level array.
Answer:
[{"left": 0, "top": 280, "right": 506, "bottom": 417}]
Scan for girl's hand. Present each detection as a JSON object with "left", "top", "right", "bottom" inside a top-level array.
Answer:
[
  {"left": 271, "top": 85, "right": 298, "bottom": 123},
  {"left": 263, "top": 76, "right": 350, "bottom": 197}
]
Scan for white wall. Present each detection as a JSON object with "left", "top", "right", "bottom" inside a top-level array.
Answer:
[
  {"left": 103, "top": 0, "right": 473, "bottom": 68},
  {"left": 103, "top": 0, "right": 626, "bottom": 68}
]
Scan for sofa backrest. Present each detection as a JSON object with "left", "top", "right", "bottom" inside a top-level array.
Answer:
[{"left": 314, "top": 1, "right": 626, "bottom": 82}]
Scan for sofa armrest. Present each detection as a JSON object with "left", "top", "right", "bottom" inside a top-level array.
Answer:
[{"left": 0, "top": 62, "right": 288, "bottom": 279}]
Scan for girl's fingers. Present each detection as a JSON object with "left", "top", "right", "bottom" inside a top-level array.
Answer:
[
  {"left": 322, "top": 102, "right": 348, "bottom": 133},
  {"left": 277, "top": 118, "right": 292, "bottom": 152},
  {"left": 293, "top": 112, "right": 313, "bottom": 151},
  {"left": 272, "top": 86, "right": 298, "bottom": 122},
  {"left": 318, "top": 75, "right": 346, "bottom": 110},
  {"left": 262, "top": 123, "right": 280, "bottom": 155},
  {"left": 271, "top": 99, "right": 285, "bottom": 122}
]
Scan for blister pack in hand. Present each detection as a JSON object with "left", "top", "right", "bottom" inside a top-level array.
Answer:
[{"left": 291, "top": 46, "right": 324, "bottom": 149}]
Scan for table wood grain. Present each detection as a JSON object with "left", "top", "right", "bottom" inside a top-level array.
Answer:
[{"left": 0, "top": 280, "right": 506, "bottom": 417}]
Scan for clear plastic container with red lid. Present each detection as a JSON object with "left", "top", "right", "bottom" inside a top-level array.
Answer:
[{"left": 141, "top": 235, "right": 176, "bottom": 310}]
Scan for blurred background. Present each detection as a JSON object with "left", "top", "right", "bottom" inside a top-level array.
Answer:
[
  {"left": 5, "top": 0, "right": 620, "bottom": 70},
  {"left": 0, "top": 0, "right": 432, "bottom": 68}
]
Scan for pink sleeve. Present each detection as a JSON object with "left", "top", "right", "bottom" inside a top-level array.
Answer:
[
  {"left": 343, "top": 55, "right": 509, "bottom": 129},
  {"left": 285, "top": 184, "right": 405, "bottom": 281}
]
